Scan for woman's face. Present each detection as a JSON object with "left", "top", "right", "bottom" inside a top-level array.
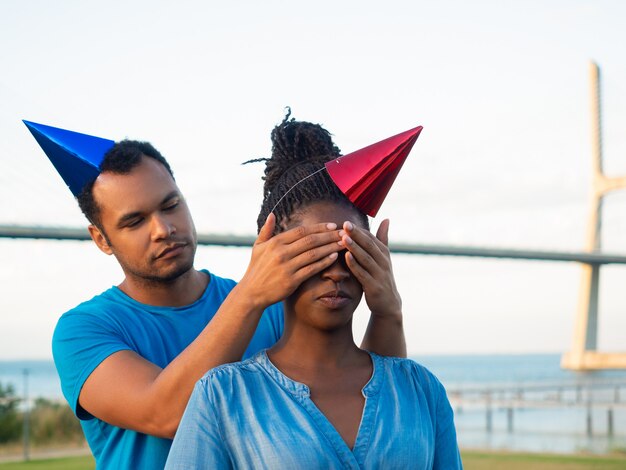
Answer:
[{"left": 284, "top": 201, "right": 365, "bottom": 331}]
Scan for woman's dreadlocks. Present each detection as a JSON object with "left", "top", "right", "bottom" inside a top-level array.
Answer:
[{"left": 246, "top": 109, "right": 369, "bottom": 233}]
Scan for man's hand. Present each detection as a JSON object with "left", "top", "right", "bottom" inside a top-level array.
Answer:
[{"left": 237, "top": 213, "right": 344, "bottom": 308}]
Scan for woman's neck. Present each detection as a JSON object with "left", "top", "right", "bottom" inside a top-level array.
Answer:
[{"left": 268, "top": 321, "right": 367, "bottom": 376}]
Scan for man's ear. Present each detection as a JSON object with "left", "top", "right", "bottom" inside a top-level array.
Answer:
[{"left": 88, "top": 224, "right": 113, "bottom": 255}]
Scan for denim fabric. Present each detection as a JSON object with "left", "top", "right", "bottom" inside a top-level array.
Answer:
[{"left": 166, "top": 351, "right": 462, "bottom": 469}]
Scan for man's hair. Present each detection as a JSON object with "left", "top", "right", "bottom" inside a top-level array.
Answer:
[
  {"left": 76, "top": 140, "right": 174, "bottom": 229},
  {"left": 246, "top": 110, "right": 369, "bottom": 233}
]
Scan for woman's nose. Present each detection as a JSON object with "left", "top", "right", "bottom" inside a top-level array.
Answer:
[{"left": 322, "top": 252, "right": 351, "bottom": 282}]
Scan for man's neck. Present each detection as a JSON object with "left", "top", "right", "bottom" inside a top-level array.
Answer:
[{"left": 118, "top": 269, "right": 209, "bottom": 307}]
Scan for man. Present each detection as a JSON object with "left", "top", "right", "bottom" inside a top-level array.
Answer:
[{"left": 25, "top": 121, "right": 406, "bottom": 470}]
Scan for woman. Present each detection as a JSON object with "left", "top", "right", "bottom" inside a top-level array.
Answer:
[{"left": 165, "top": 116, "right": 462, "bottom": 469}]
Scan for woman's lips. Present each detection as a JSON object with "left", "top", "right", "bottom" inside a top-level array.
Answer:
[{"left": 317, "top": 291, "right": 352, "bottom": 309}]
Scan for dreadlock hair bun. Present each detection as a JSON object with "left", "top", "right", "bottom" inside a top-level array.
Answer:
[
  {"left": 262, "top": 110, "right": 341, "bottom": 199},
  {"left": 250, "top": 110, "right": 369, "bottom": 233}
]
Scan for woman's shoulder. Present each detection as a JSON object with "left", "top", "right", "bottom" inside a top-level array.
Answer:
[
  {"left": 373, "top": 353, "right": 435, "bottom": 375},
  {"left": 373, "top": 353, "right": 447, "bottom": 397},
  {"left": 198, "top": 352, "right": 265, "bottom": 389}
]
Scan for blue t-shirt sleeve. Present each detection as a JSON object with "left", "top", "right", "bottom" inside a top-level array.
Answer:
[
  {"left": 165, "top": 378, "right": 231, "bottom": 470},
  {"left": 265, "top": 302, "right": 284, "bottom": 340},
  {"left": 52, "top": 308, "right": 132, "bottom": 420},
  {"left": 242, "top": 302, "right": 284, "bottom": 359}
]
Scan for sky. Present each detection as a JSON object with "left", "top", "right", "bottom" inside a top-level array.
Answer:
[{"left": 1, "top": 0, "right": 625, "bottom": 359}]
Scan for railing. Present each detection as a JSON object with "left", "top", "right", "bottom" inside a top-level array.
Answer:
[{"left": 448, "top": 380, "right": 626, "bottom": 437}]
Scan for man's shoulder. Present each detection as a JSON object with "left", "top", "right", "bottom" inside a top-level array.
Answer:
[
  {"left": 52, "top": 287, "right": 126, "bottom": 345},
  {"left": 60, "top": 287, "right": 122, "bottom": 318},
  {"left": 202, "top": 270, "right": 283, "bottom": 316},
  {"left": 59, "top": 270, "right": 235, "bottom": 318},
  {"left": 199, "top": 270, "right": 237, "bottom": 299},
  {"left": 201, "top": 269, "right": 235, "bottom": 287}
]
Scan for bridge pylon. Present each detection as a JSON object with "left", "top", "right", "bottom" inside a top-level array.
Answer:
[{"left": 561, "top": 61, "right": 626, "bottom": 370}]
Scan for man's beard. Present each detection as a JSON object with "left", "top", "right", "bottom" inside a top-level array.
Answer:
[
  {"left": 136, "top": 260, "right": 194, "bottom": 284},
  {"left": 117, "top": 243, "right": 196, "bottom": 286}
]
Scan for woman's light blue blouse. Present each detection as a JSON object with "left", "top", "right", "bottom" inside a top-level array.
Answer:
[{"left": 166, "top": 351, "right": 463, "bottom": 469}]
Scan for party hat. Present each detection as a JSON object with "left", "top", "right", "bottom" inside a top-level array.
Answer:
[
  {"left": 325, "top": 125, "right": 422, "bottom": 217},
  {"left": 23, "top": 120, "right": 115, "bottom": 197}
]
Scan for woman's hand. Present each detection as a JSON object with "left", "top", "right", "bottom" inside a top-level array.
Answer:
[{"left": 339, "top": 219, "right": 402, "bottom": 319}]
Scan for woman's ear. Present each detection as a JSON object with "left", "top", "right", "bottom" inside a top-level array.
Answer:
[{"left": 376, "top": 219, "right": 390, "bottom": 246}]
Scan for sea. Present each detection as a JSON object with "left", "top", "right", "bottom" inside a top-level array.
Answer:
[{"left": 1, "top": 353, "right": 626, "bottom": 455}]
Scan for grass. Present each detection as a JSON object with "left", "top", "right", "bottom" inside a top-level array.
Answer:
[
  {"left": 0, "top": 451, "right": 625, "bottom": 469},
  {"left": 0, "top": 456, "right": 94, "bottom": 470},
  {"left": 462, "top": 450, "right": 626, "bottom": 469}
]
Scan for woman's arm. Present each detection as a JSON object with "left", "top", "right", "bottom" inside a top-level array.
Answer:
[{"left": 433, "top": 378, "right": 463, "bottom": 469}]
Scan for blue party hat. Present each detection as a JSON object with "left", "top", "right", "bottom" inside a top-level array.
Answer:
[{"left": 23, "top": 120, "right": 115, "bottom": 197}]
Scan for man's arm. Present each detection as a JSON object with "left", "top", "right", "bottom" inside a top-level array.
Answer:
[
  {"left": 78, "top": 214, "right": 343, "bottom": 438},
  {"left": 340, "top": 219, "right": 407, "bottom": 357}
]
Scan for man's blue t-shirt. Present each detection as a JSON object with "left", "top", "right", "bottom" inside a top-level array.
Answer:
[{"left": 52, "top": 270, "right": 284, "bottom": 470}]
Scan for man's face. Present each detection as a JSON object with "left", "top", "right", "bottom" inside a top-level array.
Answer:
[{"left": 92, "top": 156, "right": 197, "bottom": 284}]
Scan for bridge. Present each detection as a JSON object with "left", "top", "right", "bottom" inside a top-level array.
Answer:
[{"left": 2, "top": 224, "right": 626, "bottom": 265}]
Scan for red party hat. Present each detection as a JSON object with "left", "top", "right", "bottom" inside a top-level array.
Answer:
[{"left": 325, "top": 125, "right": 422, "bottom": 217}]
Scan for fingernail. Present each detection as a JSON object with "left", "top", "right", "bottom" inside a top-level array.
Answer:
[
  {"left": 344, "top": 221, "right": 353, "bottom": 231},
  {"left": 338, "top": 230, "right": 346, "bottom": 237},
  {"left": 345, "top": 236, "right": 353, "bottom": 245},
  {"left": 328, "top": 252, "right": 338, "bottom": 259},
  {"left": 327, "top": 223, "right": 337, "bottom": 230},
  {"left": 337, "top": 240, "right": 345, "bottom": 247}
]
